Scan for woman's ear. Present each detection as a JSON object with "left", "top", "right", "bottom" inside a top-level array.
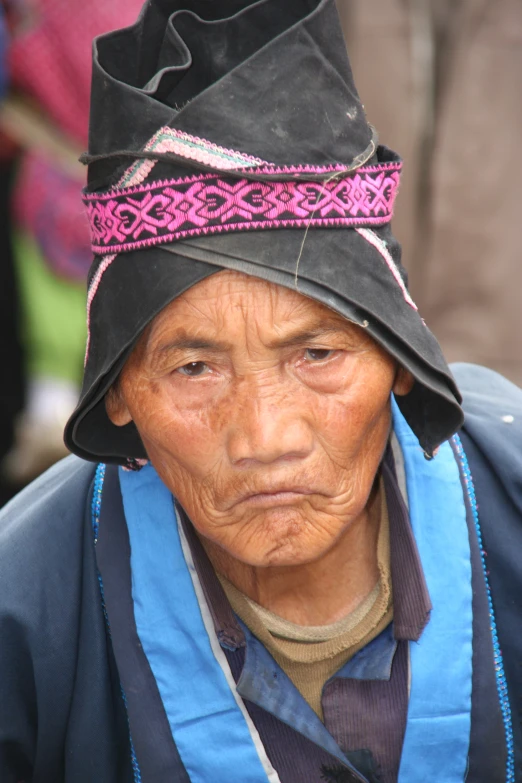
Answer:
[
  {"left": 392, "top": 366, "right": 415, "bottom": 397},
  {"left": 105, "top": 384, "right": 133, "bottom": 426}
]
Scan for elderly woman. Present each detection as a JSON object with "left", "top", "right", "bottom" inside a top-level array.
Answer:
[{"left": 1, "top": 2, "right": 521, "bottom": 782}]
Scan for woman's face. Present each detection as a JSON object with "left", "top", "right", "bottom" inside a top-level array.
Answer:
[{"left": 107, "top": 270, "right": 413, "bottom": 568}]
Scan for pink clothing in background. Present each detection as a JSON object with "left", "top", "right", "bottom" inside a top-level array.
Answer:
[
  {"left": 9, "top": 0, "right": 144, "bottom": 145},
  {"left": 8, "top": 0, "right": 143, "bottom": 279}
]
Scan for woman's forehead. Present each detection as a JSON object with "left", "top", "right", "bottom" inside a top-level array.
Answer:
[{"left": 143, "top": 270, "right": 368, "bottom": 349}]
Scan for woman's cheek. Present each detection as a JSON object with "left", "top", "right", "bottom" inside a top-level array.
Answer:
[
  {"left": 147, "top": 398, "right": 228, "bottom": 472},
  {"left": 312, "top": 377, "right": 392, "bottom": 457}
]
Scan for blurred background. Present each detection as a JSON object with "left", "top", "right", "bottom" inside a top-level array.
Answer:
[{"left": 0, "top": 0, "right": 520, "bottom": 506}]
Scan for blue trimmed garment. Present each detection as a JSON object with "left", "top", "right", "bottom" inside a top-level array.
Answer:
[{"left": 0, "top": 364, "right": 520, "bottom": 782}]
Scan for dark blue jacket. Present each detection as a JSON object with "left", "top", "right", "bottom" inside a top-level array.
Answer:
[{"left": 0, "top": 364, "right": 521, "bottom": 783}]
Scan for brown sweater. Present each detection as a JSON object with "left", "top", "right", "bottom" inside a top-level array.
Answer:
[{"left": 219, "top": 482, "right": 393, "bottom": 720}]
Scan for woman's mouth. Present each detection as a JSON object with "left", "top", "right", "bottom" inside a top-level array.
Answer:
[{"left": 237, "top": 488, "right": 316, "bottom": 507}]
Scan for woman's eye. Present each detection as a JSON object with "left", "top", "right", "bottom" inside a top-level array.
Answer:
[
  {"left": 304, "top": 348, "right": 334, "bottom": 362},
  {"left": 177, "top": 362, "right": 209, "bottom": 377}
]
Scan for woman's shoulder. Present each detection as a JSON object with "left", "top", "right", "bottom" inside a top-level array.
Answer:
[
  {"left": 452, "top": 361, "right": 522, "bottom": 516},
  {"left": 0, "top": 456, "right": 97, "bottom": 592},
  {"left": 452, "top": 362, "right": 522, "bottom": 421}
]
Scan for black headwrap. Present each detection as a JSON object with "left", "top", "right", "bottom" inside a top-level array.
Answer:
[{"left": 64, "top": 0, "right": 463, "bottom": 464}]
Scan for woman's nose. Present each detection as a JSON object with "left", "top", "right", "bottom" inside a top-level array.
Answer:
[{"left": 226, "top": 376, "right": 314, "bottom": 466}]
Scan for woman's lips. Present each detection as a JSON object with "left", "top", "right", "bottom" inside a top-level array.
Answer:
[{"left": 237, "top": 488, "right": 316, "bottom": 507}]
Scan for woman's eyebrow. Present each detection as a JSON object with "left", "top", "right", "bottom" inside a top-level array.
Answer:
[
  {"left": 266, "top": 325, "right": 345, "bottom": 350},
  {"left": 148, "top": 337, "right": 230, "bottom": 371},
  {"left": 157, "top": 338, "right": 230, "bottom": 353},
  {"left": 152, "top": 321, "right": 349, "bottom": 359}
]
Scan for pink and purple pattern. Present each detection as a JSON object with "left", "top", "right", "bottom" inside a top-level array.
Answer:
[
  {"left": 84, "top": 253, "right": 117, "bottom": 364},
  {"left": 119, "top": 126, "right": 270, "bottom": 188},
  {"left": 85, "top": 163, "right": 402, "bottom": 255},
  {"left": 356, "top": 228, "right": 418, "bottom": 311}
]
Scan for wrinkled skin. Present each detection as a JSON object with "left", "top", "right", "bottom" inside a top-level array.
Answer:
[{"left": 107, "top": 271, "right": 413, "bottom": 624}]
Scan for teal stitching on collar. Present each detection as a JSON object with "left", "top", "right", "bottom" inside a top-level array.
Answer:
[
  {"left": 452, "top": 435, "right": 515, "bottom": 783},
  {"left": 91, "top": 462, "right": 106, "bottom": 543},
  {"left": 91, "top": 463, "right": 143, "bottom": 783}
]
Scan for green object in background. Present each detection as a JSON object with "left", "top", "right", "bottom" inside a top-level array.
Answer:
[{"left": 14, "top": 232, "right": 87, "bottom": 384}]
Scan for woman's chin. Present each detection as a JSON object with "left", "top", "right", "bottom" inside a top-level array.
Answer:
[{"left": 228, "top": 512, "right": 339, "bottom": 569}]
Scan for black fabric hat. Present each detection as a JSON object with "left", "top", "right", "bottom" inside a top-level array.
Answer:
[{"left": 65, "top": 0, "right": 463, "bottom": 464}]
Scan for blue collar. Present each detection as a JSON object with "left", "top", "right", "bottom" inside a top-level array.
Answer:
[{"left": 116, "top": 400, "right": 474, "bottom": 783}]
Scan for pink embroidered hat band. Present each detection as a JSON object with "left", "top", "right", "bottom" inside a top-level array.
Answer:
[
  {"left": 84, "top": 127, "right": 402, "bottom": 256},
  {"left": 65, "top": 0, "right": 464, "bottom": 465}
]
